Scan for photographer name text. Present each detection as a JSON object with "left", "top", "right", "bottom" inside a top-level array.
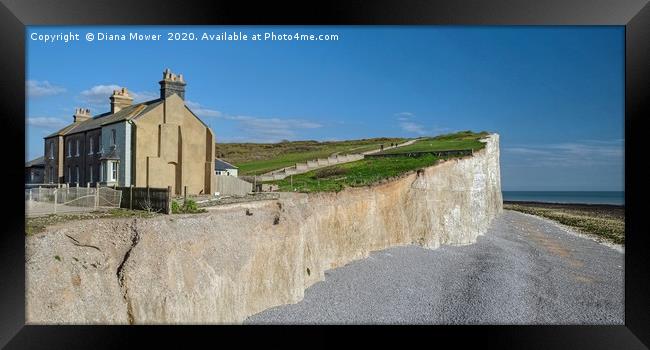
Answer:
[{"left": 30, "top": 31, "right": 340, "bottom": 44}]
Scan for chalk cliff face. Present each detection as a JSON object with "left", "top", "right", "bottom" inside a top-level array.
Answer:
[{"left": 26, "top": 134, "right": 502, "bottom": 324}]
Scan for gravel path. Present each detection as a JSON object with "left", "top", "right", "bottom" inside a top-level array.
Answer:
[{"left": 246, "top": 210, "right": 624, "bottom": 324}]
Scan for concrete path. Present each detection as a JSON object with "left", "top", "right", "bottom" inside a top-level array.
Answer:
[
  {"left": 360, "top": 138, "right": 418, "bottom": 155},
  {"left": 259, "top": 139, "right": 420, "bottom": 180},
  {"left": 246, "top": 210, "right": 624, "bottom": 324}
]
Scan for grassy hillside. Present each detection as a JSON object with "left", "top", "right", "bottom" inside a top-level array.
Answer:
[
  {"left": 378, "top": 130, "right": 489, "bottom": 155},
  {"left": 267, "top": 131, "right": 491, "bottom": 193},
  {"left": 270, "top": 155, "right": 441, "bottom": 192},
  {"left": 216, "top": 138, "right": 406, "bottom": 175}
]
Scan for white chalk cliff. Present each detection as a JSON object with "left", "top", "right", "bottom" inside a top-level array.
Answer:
[{"left": 26, "top": 134, "right": 502, "bottom": 324}]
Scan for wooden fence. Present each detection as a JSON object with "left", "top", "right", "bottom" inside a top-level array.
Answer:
[
  {"left": 116, "top": 186, "right": 172, "bottom": 214},
  {"left": 365, "top": 149, "right": 474, "bottom": 158},
  {"left": 215, "top": 175, "right": 253, "bottom": 196}
]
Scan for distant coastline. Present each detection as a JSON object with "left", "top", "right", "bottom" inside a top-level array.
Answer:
[{"left": 502, "top": 191, "right": 624, "bottom": 206}]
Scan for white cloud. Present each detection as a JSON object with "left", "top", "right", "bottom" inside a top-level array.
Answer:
[
  {"left": 394, "top": 112, "right": 443, "bottom": 135},
  {"left": 399, "top": 121, "right": 427, "bottom": 135},
  {"left": 395, "top": 112, "right": 414, "bottom": 121},
  {"left": 185, "top": 100, "right": 222, "bottom": 118},
  {"left": 27, "top": 117, "right": 68, "bottom": 129},
  {"left": 225, "top": 115, "right": 322, "bottom": 141},
  {"left": 503, "top": 140, "right": 624, "bottom": 167},
  {"left": 79, "top": 84, "right": 157, "bottom": 107},
  {"left": 186, "top": 100, "right": 322, "bottom": 142},
  {"left": 27, "top": 80, "right": 66, "bottom": 97},
  {"left": 131, "top": 90, "right": 158, "bottom": 102}
]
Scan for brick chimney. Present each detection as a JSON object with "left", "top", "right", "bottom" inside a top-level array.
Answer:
[
  {"left": 73, "top": 108, "right": 91, "bottom": 123},
  {"left": 110, "top": 87, "right": 133, "bottom": 113},
  {"left": 159, "top": 68, "right": 186, "bottom": 100}
]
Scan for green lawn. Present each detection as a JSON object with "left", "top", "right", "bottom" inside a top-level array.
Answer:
[
  {"left": 379, "top": 130, "right": 489, "bottom": 155},
  {"left": 269, "top": 155, "right": 441, "bottom": 192},
  {"left": 265, "top": 130, "right": 490, "bottom": 193},
  {"left": 216, "top": 138, "right": 406, "bottom": 175}
]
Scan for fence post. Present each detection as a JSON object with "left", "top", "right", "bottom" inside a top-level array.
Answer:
[
  {"left": 95, "top": 183, "right": 99, "bottom": 210},
  {"left": 130, "top": 185, "right": 133, "bottom": 210},
  {"left": 167, "top": 186, "right": 172, "bottom": 214},
  {"left": 184, "top": 186, "right": 187, "bottom": 204}
]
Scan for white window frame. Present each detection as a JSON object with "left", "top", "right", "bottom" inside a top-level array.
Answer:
[
  {"left": 67, "top": 141, "right": 71, "bottom": 158},
  {"left": 100, "top": 163, "right": 104, "bottom": 182},
  {"left": 89, "top": 137, "right": 94, "bottom": 155},
  {"left": 75, "top": 166, "right": 79, "bottom": 183},
  {"left": 89, "top": 165, "right": 93, "bottom": 183},
  {"left": 76, "top": 139, "right": 80, "bottom": 157},
  {"left": 110, "top": 161, "right": 118, "bottom": 182},
  {"left": 67, "top": 166, "right": 71, "bottom": 183},
  {"left": 49, "top": 142, "right": 54, "bottom": 159}
]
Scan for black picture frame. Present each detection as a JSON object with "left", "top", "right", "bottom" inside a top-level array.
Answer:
[{"left": 1, "top": 0, "right": 648, "bottom": 348}]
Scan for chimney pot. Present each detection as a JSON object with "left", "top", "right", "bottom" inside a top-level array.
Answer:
[
  {"left": 73, "top": 107, "right": 91, "bottom": 123},
  {"left": 110, "top": 86, "right": 133, "bottom": 113},
  {"left": 159, "top": 68, "right": 187, "bottom": 100}
]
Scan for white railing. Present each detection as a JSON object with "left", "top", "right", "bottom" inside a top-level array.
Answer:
[{"left": 25, "top": 185, "right": 122, "bottom": 216}]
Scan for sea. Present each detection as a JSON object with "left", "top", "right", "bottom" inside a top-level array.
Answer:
[{"left": 502, "top": 191, "right": 624, "bottom": 206}]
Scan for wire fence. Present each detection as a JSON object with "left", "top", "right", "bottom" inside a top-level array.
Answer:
[{"left": 25, "top": 186, "right": 122, "bottom": 217}]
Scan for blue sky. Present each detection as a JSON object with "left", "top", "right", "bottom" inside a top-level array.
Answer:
[{"left": 26, "top": 26, "right": 624, "bottom": 191}]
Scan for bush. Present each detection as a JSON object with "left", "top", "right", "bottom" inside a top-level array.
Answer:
[
  {"left": 171, "top": 199, "right": 205, "bottom": 214},
  {"left": 184, "top": 199, "right": 199, "bottom": 212},
  {"left": 171, "top": 200, "right": 181, "bottom": 214}
]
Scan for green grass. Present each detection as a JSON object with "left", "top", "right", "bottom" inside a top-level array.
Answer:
[
  {"left": 25, "top": 208, "right": 159, "bottom": 236},
  {"left": 269, "top": 154, "right": 441, "bottom": 193},
  {"left": 264, "top": 130, "right": 490, "bottom": 193},
  {"left": 171, "top": 199, "right": 206, "bottom": 214},
  {"left": 379, "top": 130, "right": 489, "bottom": 155},
  {"left": 216, "top": 138, "right": 406, "bottom": 175},
  {"left": 504, "top": 203, "right": 625, "bottom": 245}
]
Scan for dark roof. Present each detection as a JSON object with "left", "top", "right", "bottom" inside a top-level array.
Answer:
[
  {"left": 215, "top": 158, "right": 238, "bottom": 170},
  {"left": 45, "top": 99, "right": 163, "bottom": 138},
  {"left": 100, "top": 145, "right": 120, "bottom": 160},
  {"left": 25, "top": 156, "right": 45, "bottom": 167}
]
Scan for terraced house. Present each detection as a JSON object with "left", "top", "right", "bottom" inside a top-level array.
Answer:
[{"left": 43, "top": 69, "right": 216, "bottom": 195}]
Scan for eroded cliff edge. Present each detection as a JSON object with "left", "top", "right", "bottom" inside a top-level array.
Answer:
[{"left": 26, "top": 134, "right": 502, "bottom": 324}]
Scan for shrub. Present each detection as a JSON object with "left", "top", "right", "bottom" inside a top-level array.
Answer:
[
  {"left": 184, "top": 199, "right": 199, "bottom": 212},
  {"left": 171, "top": 200, "right": 181, "bottom": 214},
  {"left": 172, "top": 199, "right": 205, "bottom": 214}
]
